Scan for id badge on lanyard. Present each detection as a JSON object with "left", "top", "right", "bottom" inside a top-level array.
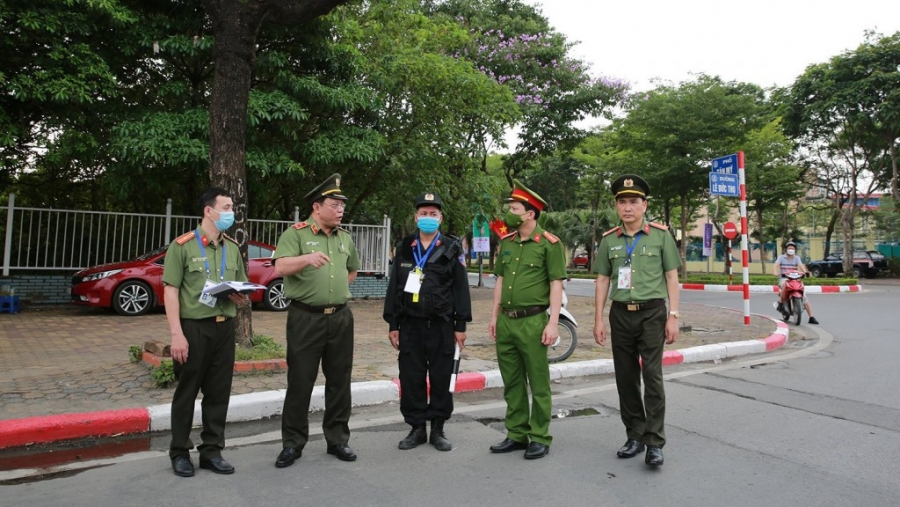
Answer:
[
  {"left": 195, "top": 230, "right": 226, "bottom": 307},
  {"left": 404, "top": 234, "right": 440, "bottom": 303},
  {"left": 617, "top": 232, "right": 642, "bottom": 290}
]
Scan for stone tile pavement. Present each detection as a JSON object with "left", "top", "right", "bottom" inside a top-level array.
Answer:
[{"left": 0, "top": 286, "right": 776, "bottom": 421}]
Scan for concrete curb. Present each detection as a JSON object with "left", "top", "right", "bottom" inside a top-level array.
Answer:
[
  {"left": 0, "top": 313, "right": 790, "bottom": 449},
  {"left": 679, "top": 283, "right": 861, "bottom": 293}
]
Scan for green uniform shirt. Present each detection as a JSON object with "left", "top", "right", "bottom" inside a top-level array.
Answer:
[
  {"left": 493, "top": 224, "right": 567, "bottom": 309},
  {"left": 273, "top": 218, "right": 361, "bottom": 306},
  {"left": 162, "top": 228, "right": 248, "bottom": 319},
  {"left": 594, "top": 220, "right": 681, "bottom": 302}
]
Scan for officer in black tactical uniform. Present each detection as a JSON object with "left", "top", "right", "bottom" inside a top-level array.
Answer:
[{"left": 383, "top": 192, "right": 472, "bottom": 452}]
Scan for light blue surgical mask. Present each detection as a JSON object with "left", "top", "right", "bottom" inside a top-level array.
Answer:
[
  {"left": 417, "top": 216, "right": 440, "bottom": 234},
  {"left": 211, "top": 208, "right": 235, "bottom": 231}
]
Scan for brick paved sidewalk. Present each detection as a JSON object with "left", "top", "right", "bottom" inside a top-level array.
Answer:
[{"left": 0, "top": 287, "right": 776, "bottom": 421}]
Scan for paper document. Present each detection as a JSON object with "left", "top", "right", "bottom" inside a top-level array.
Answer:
[{"left": 205, "top": 281, "right": 267, "bottom": 297}]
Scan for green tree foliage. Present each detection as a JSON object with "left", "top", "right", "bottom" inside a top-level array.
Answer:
[
  {"left": 781, "top": 31, "right": 900, "bottom": 271},
  {"left": 429, "top": 0, "right": 628, "bottom": 183},
  {"left": 0, "top": 0, "right": 135, "bottom": 208},
  {"left": 614, "top": 75, "right": 772, "bottom": 274}
]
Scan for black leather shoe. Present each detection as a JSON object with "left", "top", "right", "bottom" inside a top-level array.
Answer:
[
  {"left": 199, "top": 456, "right": 234, "bottom": 475},
  {"left": 171, "top": 454, "right": 194, "bottom": 477},
  {"left": 489, "top": 438, "right": 528, "bottom": 453},
  {"left": 808, "top": 317, "right": 819, "bottom": 325},
  {"left": 275, "top": 447, "right": 301, "bottom": 468},
  {"left": 327, "top": 443, "right": 357, "bottom": 462},
  {"left": 399, "top": 425, "right": 427, "bottom": 450},
  {"left": 645, "top": 445, "right": 664, "bottom": 466},
  {"left": 524, "top": 442, "right": 550, "bottom": 460},
  {"left": 429, "top": 420, "right": 452, "bottom": 452},
  {"left": 616, "top": 439, "right": 645, "bottom": 458}
]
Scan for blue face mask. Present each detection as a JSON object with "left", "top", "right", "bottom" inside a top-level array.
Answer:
[
  {"left": 211, "top": 208, "right": 235, "bottom": 231},
  {"left": 417, "top": 216, "right": 440, "bottom": 234}
]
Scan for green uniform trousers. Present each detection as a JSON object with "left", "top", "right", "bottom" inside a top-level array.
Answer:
[
  {"left": 496, "top": 312, "right": 552, "bottom": 445},
  {"left": 169, "top": 317, "right": 235, "bottom": 460},
  {"left": 281, "top": 305, "right": 354, "bottom": 449},
  {"left": 609, "top": 304, "right": 667, "bottom": 447}
]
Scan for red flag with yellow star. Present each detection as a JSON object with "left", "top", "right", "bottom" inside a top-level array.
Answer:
[{"left": 489, "top": 218, "right": 508, "bottom": 237}]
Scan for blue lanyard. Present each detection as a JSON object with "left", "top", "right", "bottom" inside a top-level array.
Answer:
[
  {"left": 195, "top": 230, "right": 226, "bottom": 282},
  {"left": 413, "top": 233, "right": 441, "bottom": 270},
  {"left": 624, "top": 231, "right": 642, "bottom": 265}
]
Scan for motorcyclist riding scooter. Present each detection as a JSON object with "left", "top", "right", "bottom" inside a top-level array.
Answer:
[{"left": 773, "top": 241, "right": 819, "bottom": 325}]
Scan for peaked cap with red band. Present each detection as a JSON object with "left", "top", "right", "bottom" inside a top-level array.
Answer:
[{"left": 506, "top": 179, "right": 547, "bottom": 211}]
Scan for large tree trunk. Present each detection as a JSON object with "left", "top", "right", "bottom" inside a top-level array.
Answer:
[
  {"left": 205, "top": 1, "right": 266, "bottom": 346},
  {"left": 679, "top": 193, "right": 688, "bottom": 279},
  {"left": 890, "top": 142, "right": 899, "bottom": 202},
  {"left": 757, "top": 207, "right": 766, "bottom": 275}
]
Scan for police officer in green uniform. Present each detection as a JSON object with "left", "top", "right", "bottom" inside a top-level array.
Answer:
[
  {"left": 488, "top": 180, "right": 567, "bottom": 460},
  {"left": 592, "top": 174, "right": 681, "bottom": 467},
  {"left": 163, "top": 187, "right": 249, "bottom": 478},
  {"left": 273, "top": 174, "right": 361, "bottom": 468},
  {"left": 383, "top": 192, "right": 472, "bottom": 452}
]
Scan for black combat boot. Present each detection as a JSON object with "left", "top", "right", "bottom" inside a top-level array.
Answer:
[
  {"left": 398, "top": 425, "right": 427, "bottom": 450},
  {"left": 430, "top": 419, "right": 452, "bottom": 451}
]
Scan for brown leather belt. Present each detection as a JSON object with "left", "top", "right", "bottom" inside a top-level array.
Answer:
[
  {"left": 612, "top": 299, "right": 666, "bottom": 312},
  {"left": 501, "top": 305, "right": 548, "bottom": 319},
  {"left": 292, "top": 301, "right": 346, "bottom": 314}
]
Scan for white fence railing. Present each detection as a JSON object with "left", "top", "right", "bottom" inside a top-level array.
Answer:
[{"left": 2, "top": 194, "right": 391, "bottom": 276}]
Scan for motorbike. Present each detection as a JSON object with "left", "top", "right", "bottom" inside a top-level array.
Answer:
[
  {"left": 548, "top": 284, "right": 578, "bottom": 363},
  {"left": 773, "top": 270, "right": 807, "bottom": 325}
]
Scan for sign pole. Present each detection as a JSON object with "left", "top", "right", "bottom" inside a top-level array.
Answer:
[{"left": 738, "top": 151, "right": 750, "bottom": 325}]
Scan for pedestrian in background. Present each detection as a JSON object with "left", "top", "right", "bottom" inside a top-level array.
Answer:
[
  {"left": 383, "top": 193, "right": 471, "bottom": 452},
  {"left": 487, "top": 180, "right": 567, "bottom": 460},
  {"left": 163, "top": 187, "right": 249, "bottom": 477},
  {"left": 272, "top": 174, "right": 361, "bottom": 468},
  {"left": 592, "top": 174, "right": 681, "bottom": 467}
]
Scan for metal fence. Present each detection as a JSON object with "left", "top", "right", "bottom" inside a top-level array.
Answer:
[{"left": 2, "top": 194, "right": 391, "bottom": 276}]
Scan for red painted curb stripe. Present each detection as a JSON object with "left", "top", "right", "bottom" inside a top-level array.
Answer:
[
  {"left": 762, "top": 331, "right": 787, "bottom": 351},
  {"left": 662, "top": 351, "right": 684, "bottom": 366},
  {"left": 0, "top": 435, "right": 150, "bottom": 471},
  {"left": 849, "top": 285, "right": 860, "bottom": 292},
  {"left": 392, "top": 378, "right": 402, "bottom": 397},
  {"left": 0, "top": 408, "right": 150, "bottom": 449},
  {"left": 681, "top": 283, "right": 706, "bottom": 290},
  {"left": 820, "top": 286, "right": 839, "bottom": 293},
  {"left": 453, "top": 372, "right": 487, "bottom": 393}
]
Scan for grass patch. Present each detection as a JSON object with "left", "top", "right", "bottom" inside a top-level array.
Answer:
[{"left": 235, "top": 334, "right": 285, "bottom": 361}]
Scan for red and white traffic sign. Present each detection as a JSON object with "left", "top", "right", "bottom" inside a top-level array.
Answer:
[{"left": 723, "top": 221, "right": 739, "bottom": 240}]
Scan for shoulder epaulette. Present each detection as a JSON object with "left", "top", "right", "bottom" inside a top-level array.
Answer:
[
  {"left": 501, "top": 231, "right": 518, "bottom": 240},
  {"left": 542, "top": 231, "right": 560, "bottom": 244},
  {"left": 337, "top": 226, "right": 351, "bottom": 234},
  {"left": 649, "top": 222, "right": 668, "bottom": 231},
  {"left": 602, "top": 226, "right": 620, "bottom": 237},
  {"left": 174, "top": 231, "right": 195, "bottom": 245},
  {"left": 223, "top": 233, "right": 239, "bottom": 245},
  {"left": 291, "top": 221, "right": 310, "bottom": 230}
]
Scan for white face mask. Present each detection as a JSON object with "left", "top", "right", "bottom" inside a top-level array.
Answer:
[{"left": 786, "top": 249, "right": 795, "bottom": 256}]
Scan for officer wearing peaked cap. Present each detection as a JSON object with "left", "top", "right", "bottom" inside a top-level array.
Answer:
[
  {"left": 272, "top": 173, "right": 362, "bottom": 468},
  {"left": 384, "top": 192, "right": 472, "bottom": 452},
  {"left": 593, "top": 173, "right": 681, "bottom": 467},
  {"left": 488, "top": 180, "right": 567, "bottom": 460}
]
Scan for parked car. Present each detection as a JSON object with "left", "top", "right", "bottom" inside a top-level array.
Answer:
[
  {"left": 807, "top": 250, "right": 888, "bottom": 279},
  {"left": 71, "top": 241, "right": 289, "bottom": 316},
  {"left": 572, "top": 253, "right": 589, "bottom": 269}
]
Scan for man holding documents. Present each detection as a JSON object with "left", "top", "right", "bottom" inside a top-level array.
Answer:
[
  {"left": 383, "top": 193, "right": 471, "bottom": 452},
  {"left": 272, "top": 174, "right": 362, "bottom": 468},
  {"left": 162, "top": 187, "right": 249, "bottom": 478}
]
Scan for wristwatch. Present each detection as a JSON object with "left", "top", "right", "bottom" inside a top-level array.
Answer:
[{"left": 668, "top": 311, "right": 679, "bottom": 319}]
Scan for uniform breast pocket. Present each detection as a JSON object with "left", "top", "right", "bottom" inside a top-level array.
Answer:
[
  {"left": 186, "top": 261, "right": 206, "bottom": 285},
  {"left": 225, "top": 260, "right": 240, "bottom": 281}
]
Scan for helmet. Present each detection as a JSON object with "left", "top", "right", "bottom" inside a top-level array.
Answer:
[{"left": 785, "top": 241, "right": 796, "bottom": 249}]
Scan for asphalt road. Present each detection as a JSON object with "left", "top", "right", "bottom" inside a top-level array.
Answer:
[{"left": 2, "top": 282, "right": 898, "bottom": 506}]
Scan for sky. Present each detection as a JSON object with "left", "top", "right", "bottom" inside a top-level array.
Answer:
[{"left": 526, "top": 0, "right": 900, "bottom": 91}]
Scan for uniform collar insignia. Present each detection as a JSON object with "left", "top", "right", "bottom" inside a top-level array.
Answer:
[{"left": 642, "top": 222, "right": 651, "bottom": 235}]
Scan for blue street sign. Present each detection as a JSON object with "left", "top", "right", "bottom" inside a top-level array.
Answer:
[
  {"left": 711, "top": 153, "right": 739, "bottom": 174},
  {"left": 709, "top": 172, "right": 739, "bottom": 197}
]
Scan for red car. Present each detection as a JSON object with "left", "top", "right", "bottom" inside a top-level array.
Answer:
[
  {"left": 70, "top": 241, "right": 289, "bottom": 316},
  {"left": 572, "top": 253, "right": 589, "bottom": 269}
]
